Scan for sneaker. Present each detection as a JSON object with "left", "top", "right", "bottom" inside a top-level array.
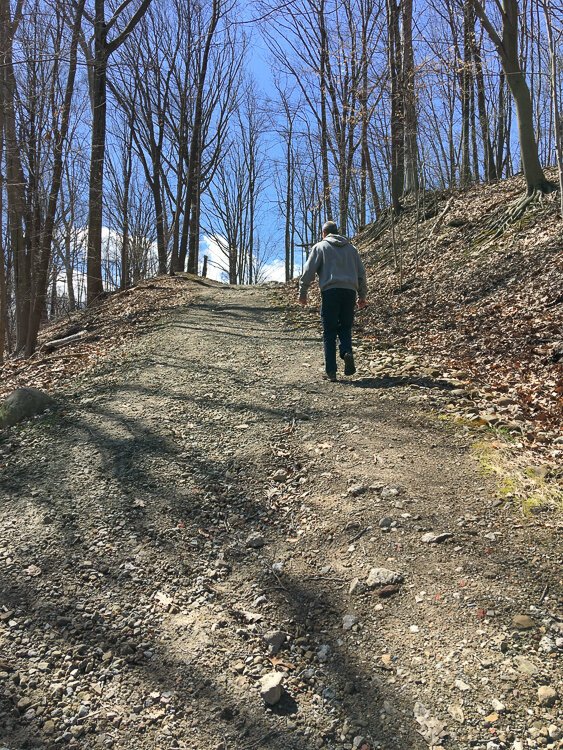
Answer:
[
  {"left": 323, "top": 371, "right": 337, "bottom": 382},
  {"left": 343, "top": 352, "right": 356, "bottom": 376}
]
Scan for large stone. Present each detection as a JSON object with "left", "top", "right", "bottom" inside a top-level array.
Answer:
[
  {"left": 512, "top": 614, "right": 535, "bottom": 630},
  {"left": 0, "top": 388, "right": 55, "bottom": 429},
  {"left": 366, "top": 568, "right": 404, "bottom": 588},
  {"left": 259, "top": 671, "right": 283, "bottom": 705},
  {"left": 263, "top": 630, "right": 286, "bottom": 655},
  {"left": 537, "top": 686, "right": 557, "bottom": 707}
]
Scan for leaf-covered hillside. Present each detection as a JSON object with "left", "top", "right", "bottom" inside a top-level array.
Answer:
[{"left": 354, "top": 171, "right": 562, "bottom": 461}]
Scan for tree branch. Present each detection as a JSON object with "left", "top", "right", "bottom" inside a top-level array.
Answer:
[
  {"left": 471, "top": 0, "right": 505, "bottom": 55},
  {"left": 107, "top": 0, "right": 153, "bottom": 55}
]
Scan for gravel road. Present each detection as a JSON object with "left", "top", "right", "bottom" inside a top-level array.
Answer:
[{"left": 0, "top": 282, "right": 561, "bottom": 750}]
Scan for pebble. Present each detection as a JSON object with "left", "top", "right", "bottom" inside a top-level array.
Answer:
[
  {"left": 514, "top": 656, "right": 538, "bottom": 675},
  {"left": 548, "top": 725, "right": 561, "bottom": 741},
  {"left": 537, "top": 686, "right": 557, "bottom": 707},
  {"left": 455, "top": 679, "right": 471, "bottom": 691},
  {"left": 342, "top": 614, "right": 358, "bottom": 631},
  {"left": 512, "top": 615, "right": 535, "bottom": 630},
  {"left": 366, "top": 568, "right": 404, "bottom": 587},
  {"left": 378, "top": 517, "right": 394, "bottom": 529},
  {"left": 538, "top": 636, "right": 555, "bottom": 653},
  {"left": 245, "top": 532, "right": 265, "bottom": 549},
  {"left": 348, "top": 484, "right": 368, "bottom": 497},
  {"left": 259, "top": 671, "right": 283, "bottom": 705},
  {"left": 348, "top": 578, "right": 362, "bottom": 595},
  {"left": 420, "top": 532, "right": 452, "bottom": 544}
]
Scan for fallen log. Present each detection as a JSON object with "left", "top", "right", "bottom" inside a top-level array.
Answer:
[{"left": 42, "top": 330, "right": 88, "bottom": 352}]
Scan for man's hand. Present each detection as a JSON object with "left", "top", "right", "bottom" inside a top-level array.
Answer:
[
  {"left": 357, "top": 298, "right": 368, "bottom": 309},
  {"left": 298, "top": 296, "right": 307, "bottom": 307}
]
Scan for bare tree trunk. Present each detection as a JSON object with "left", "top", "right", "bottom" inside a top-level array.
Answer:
[
  {"left": 186, "top": 0, "right": 222, "bottom": 275},
  {"left": 387, "top": 0, "right": 404, "bottom": 212},
  {"left": 318, "top": 0, "right": 333, "bottom": 221},
  {"left": 64, "top": 227, "right": 76, "bottom": 310},
  {"left": 402, "top": 0, "right": 418, "bottom": 194},
  {"left": 496, "top": 71, "right": 507, "bottom": 177},
  {"left": 26, "top": 0, "right": 85, "bottom": 355},
  {"left": 472, "top": 25, "right": 497, "bottom": 181},
  {"left": 1, "top": 0, "right": 32, "bottom": 352},
  {"left": 85, "top": 0, "right": 153, "bottom": 305},
  {"left": 540, "top": 0, "right": 563, "bottom": 216},
  {"left": 284, "top": 115, "right": 293, "bottom": 282},
  {"left": 86, "top": 2, "right": 108, "bottom": 305},
  {"left": 120, "top": 117, "right": 133, "bottom": 290},
  {"left": 0, "top": 120, "right": 6, "bottom": 363},
  {"left": 473, "top": 0, "right": 554, "bottom": 194},
  {"left": 460, "top": 0, "right": 473, "bottom": 185}
]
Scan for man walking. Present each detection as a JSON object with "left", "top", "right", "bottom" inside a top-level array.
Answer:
[{"left": 298, "top": 221, "right": 368, "bottom": 381}]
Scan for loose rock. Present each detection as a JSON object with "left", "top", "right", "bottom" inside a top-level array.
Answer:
[
  {"left": 512, "top": 614, "right": 535, "bottom": 630},
  {"left": 263, "top": 630, "right": 286, "bottom": 655},
  {"left": 366, "top": 568, "right": 404, "bottom": 587},
  {"left": 259, "top": 671, "right": 284, "bottom": 705},
  {"left": 245, "top": 532, "right": 265, "bottom": 549},
  {"left": 0, "top": 387, "right": 55, "bottom": 428},
  {"left": 537, "top": 686, "right": 557, "bottom": 707}
]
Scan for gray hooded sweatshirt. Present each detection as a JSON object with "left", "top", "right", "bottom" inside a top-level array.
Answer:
[{"left": 299, "top": 234, "right": 367, "bottom": 299}]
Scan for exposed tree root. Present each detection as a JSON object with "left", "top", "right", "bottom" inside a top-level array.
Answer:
[{"left": 476, "top": 187, "right": 551, "bottom": 243}]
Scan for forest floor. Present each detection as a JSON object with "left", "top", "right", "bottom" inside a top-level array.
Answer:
[{"left": 0, "top": 279, "right": 561, "bottom": 750}]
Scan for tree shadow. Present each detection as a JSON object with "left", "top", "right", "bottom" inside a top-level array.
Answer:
[
  {"left": 343, "top": 375, "right": 458, "bottom": 392},
  {"left": 0, "top": 397, "right": 424, "bottom": 750}
]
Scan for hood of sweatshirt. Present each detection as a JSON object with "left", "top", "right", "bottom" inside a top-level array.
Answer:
[{"left": 324, "top": 234, "right": 349, "bottom": 247}]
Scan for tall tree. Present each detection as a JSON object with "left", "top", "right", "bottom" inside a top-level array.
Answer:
[
  {"left": 401, "top": 0, "right": 418, "bottom": 194},
  {"left": 26, "top": 0, "right": 85, "bottom": 354},
  {"left": 472, "top": 0, "right": 554, "bottom": 194},
  {"left": 81, "top": 0, "right": 152, "bottom": 306}
]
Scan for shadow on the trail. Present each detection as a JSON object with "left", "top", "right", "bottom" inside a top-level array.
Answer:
[
  {"left": 150, "top": 300, "right": 320, "bottom": 343},
  {"left": 342, "top": 375, "right": 458, "bottom": 392},
  {"left": 0, "top": 400, "right": 424, "bottom": 750}
]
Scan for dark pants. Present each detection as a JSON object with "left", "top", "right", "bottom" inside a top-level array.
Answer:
[{"left": 320, "top": 288, "right": 357, "bottom": 374}]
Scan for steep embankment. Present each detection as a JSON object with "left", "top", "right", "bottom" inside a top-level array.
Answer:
[
  {"left": 353, "top": 173, "right": 562, "bottom": 462},
  {"left": 322, "top": 173, "right": 563, "bottom": 515}
]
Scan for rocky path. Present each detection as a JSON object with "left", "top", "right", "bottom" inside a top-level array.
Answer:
[{"left": 0, "top": 283, "right": 561, "bottom": 750}]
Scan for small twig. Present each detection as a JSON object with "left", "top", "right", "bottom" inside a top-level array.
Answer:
[
  {"left": 349, "top": 527, "right": 369, "bottom": 543},
  {"left": 539, "top": 584, "right": 549, "bottom": 603},
  {"left": 271, "top": 570, "right": 287, "bottom": 591}
]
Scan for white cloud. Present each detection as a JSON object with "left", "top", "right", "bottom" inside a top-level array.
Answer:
[
  {"left": 199, "top": 235, "right": 230, "bottom": 282},
  {"left": 259, "top": 258, "right": 286, "bottom": 282},
  {"left": 199, "top": 235, "right": 287, "bottom": 284}
]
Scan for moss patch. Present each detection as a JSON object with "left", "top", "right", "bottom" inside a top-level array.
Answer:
[{"left": 471, "top": 440, "right": 562, "bottom": 515}]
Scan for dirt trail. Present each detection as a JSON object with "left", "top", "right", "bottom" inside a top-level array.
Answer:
[{"left": 0, "top": 282, "right": 561, "bottom": 750}]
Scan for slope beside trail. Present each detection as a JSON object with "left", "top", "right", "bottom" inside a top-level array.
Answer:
[{"left": 0, "top": 282, "right": 561, "bottom": 750}]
